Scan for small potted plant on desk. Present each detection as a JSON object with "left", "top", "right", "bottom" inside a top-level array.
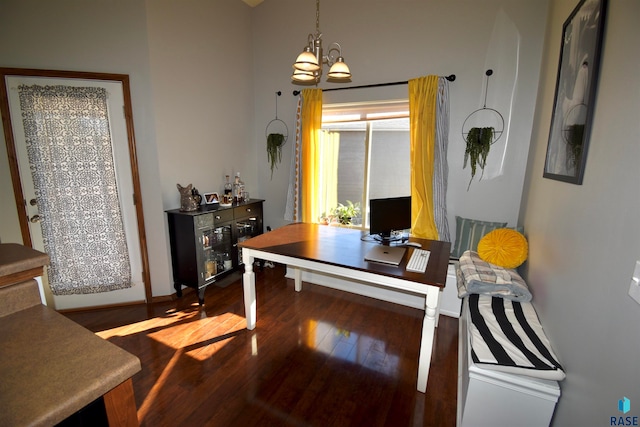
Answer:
[{"left": 331, "top": 201, "right": 361, "bottom": 226}]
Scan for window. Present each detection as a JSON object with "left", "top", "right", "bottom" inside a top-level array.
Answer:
[{"left": 319, "top": 100, "right": 411, "bottom": 229}]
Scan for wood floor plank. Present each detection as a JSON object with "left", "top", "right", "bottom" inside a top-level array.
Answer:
[{"left": 64, "top": 264, "right": 457, "bottom": 426}]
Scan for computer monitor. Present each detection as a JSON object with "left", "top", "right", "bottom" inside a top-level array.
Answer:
[{"left": 369, "top": 196, "right": 412, "bottom": 243}]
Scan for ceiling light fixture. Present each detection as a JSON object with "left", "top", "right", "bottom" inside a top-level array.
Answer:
[{"left": 291, "top": 0, "right": 351, "bottom": 84}]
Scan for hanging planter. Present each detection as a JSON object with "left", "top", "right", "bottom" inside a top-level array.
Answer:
[
  {"left": 265, "top": 91, "right": 288, "bottom": 179},
  {"left": 461, "top": 70, "right": 504, "bottom": 190},
  {"left": 267, "top": 133, "right": 285, "bottom": 178},
  {"left": 464, "top": 126, "right": 494, "bottom": 189}
]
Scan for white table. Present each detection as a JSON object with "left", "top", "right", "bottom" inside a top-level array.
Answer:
[{"left": 239, "top": 223, "right": 450, "bottom": 393}]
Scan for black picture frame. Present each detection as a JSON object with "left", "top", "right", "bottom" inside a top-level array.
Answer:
[{"left": 543, "top": 0, "right": 607, "bottom": 184}]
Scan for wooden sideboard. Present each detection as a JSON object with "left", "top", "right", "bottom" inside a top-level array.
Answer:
[{"left": 166, "top": 199, "right": 264, "bottom": 305}]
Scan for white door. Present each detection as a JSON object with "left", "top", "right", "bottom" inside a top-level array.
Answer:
[{"left": 6, "top": 76, "right": 145, "bottom": 310}]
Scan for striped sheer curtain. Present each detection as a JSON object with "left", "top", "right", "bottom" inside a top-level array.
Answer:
[
  {"left": 433, "top": 77, "right": 451, "bottom": 242},
  {"left": 18, "top": 85, "right": 132, "bottom": 295},
  {"left": 408, "top": 76, "right": 450, "bottom": 241},
  {"left": 284, "top": 96, "right": 302, "bottom": 222}
]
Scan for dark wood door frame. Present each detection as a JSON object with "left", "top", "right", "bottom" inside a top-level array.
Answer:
[{"left": 0, "top": 67, "right": 152, "bottom": 304}]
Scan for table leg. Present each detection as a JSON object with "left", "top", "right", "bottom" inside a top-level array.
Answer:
[
  {"left": 294, "top": 267, "right": 302, "bottom": 292},
  {"left": 103, "top": 378, "right": 139, "bottom": 426},
  {"left": 416, "top": 287, "right": 440, "bottom": 393},
  {"left": 435, "top": 288, "right": 442, "bottom": 328},
  {"left": 242, "top": 249, "right": 256, "bottom": 330}
]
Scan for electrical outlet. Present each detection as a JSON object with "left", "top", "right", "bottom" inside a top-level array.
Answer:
[{"left": 628, "top": 261, "right": 640, "bottom": 305}]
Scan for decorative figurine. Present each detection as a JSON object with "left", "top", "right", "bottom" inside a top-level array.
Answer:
[
  {"left": 177, "top": 183, "right": 199, "bottom": 212},
  {"left": 191, "top": 187, "right": 203, "bottom": 206}
]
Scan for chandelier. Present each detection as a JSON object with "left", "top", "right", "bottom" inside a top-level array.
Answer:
[{"left": 291, "top": 0, "right": 351, "bottom": 84}]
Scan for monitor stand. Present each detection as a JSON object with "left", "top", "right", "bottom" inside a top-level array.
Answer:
[{"left": 373, "top": 232, "right": 403, "bottom": 245}]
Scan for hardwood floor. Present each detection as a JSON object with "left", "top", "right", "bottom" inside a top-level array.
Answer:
[{"left": 64, "top": 264, "right": 458, "bottom": 427}]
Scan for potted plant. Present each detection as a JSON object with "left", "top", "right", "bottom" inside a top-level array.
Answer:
[
  {"left": 464, "top": 126, "right": 494, "bottom": 190},
  {"left": 267, "top": 133, "right": 285, "bottom": 179},
  {"left": 331, "top": 200, "right": 361, "bottom": 225}
]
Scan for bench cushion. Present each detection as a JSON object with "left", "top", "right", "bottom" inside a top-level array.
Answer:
[
  {"left": 467, "top": 294, "right": 565, "bottom": 381},
  {"left": 451, "top": 216, "right": 507, "bottom": 258}
]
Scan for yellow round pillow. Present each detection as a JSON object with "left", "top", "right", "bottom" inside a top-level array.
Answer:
[{"left": 477, "top": 228, "right": 528, "bottom": 269}]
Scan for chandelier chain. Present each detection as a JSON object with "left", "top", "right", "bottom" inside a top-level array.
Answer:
[{"left": 315, "top": 0, "right": 320, "bottom": 35}]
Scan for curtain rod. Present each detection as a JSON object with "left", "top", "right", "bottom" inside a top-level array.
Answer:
[{"left": 292, "top": 74, "right": 455, "bottom": 96}]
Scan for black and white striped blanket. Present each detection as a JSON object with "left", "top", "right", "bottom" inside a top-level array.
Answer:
[{"left": 468, "top": 294, "right": 565, "bottom": 380}]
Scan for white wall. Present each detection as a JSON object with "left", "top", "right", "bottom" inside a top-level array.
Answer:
[
  {"left": 250, "top": 0, "right": 548, "bottom": 235},
  {"left": 520, "top": 0, "right": 640, "bottom": 424},
  {"left": 0, "top": 0, "right": 255, "bottom": 299},
  {"left": 146, "top": 0, "right": 255, "bottom": 208},
  {"left": 145, "top": 0, "right": 255, "bottom": 297}
]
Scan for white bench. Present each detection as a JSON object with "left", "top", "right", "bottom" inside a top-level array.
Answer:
[{"left": 457, "top": 296, "right": 561, "bottom": 426}]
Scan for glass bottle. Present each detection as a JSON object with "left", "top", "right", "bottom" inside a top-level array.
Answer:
[
  {"left": 224, "top": 175, "right": 232, "bottom": 198},
  {"left": 238, "top": 180, "right": 246, "bottom": 202},
  {"left": 233, "top": 172, "right": 244, "bottom": 202},
  {"left": 223, "top": 252, "right": 232, "bottom": 271},
  {"left": 205, "top": 253, "right": 216, "bottom": 278}
]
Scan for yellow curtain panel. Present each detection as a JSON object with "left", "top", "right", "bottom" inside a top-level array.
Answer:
[
  {"left": 409, "top": 75, "right": 439, "bottom": 239},
  {"left": 300, "top": 88, "right": 323, "bottom": 223}
]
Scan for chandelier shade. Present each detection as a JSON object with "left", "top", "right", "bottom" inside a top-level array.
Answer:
[
  {"left": 327, "top": 57, "right": 351, "bottom": 79},
  {"left": 292, "top": 69, "right": 318, "bottom": 82},
  {"left": 294, "top": 47, "right": 320, "bottom": 72}
]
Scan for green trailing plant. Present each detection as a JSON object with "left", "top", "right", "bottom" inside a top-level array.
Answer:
[
  {"left": 331, "top": 200, "right": 361, "bottom": 225},
  {"left": 267, "top": 133, "right": 285, "bottom": 179},
  {"left": 464, "top": 127, "right": 494, "bottom": 190}
]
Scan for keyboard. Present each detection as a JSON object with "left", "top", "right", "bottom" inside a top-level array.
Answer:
[{"left": 406, "top": 249, "right": 430, "bottom": 273}]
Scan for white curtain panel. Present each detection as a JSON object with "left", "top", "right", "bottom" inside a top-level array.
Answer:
[{"left": 18, "top": 85, "right": 132, "bottom": 295}]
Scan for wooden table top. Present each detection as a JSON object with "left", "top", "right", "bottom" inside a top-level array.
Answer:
[{"left": 239, "top": 223, "right": 451, "bottom": 288}]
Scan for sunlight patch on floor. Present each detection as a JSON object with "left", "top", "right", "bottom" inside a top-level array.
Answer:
[
  {"left": 150, "top": 312, "right": 245, "bottom": 356},
  {"left": 95, "top": 305, "right": 203, "bottom": 339},
  {"left": 96, "top": 307, "right": 247, "bottom": 362},
  {"left": 97, "top": 308, "right": 248, "bottom": 424}
]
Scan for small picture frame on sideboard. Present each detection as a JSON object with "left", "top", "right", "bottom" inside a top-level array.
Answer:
[{"left": 203, "top": 192, "right": 219, "bottom": 204}]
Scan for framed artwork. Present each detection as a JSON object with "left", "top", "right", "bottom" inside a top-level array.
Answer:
[
  {"left": 203, "top": 192, "right": 219, "bottom": 204},
  {"left": 543, "top": 0, "right": 607, "bottom": 184}
]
